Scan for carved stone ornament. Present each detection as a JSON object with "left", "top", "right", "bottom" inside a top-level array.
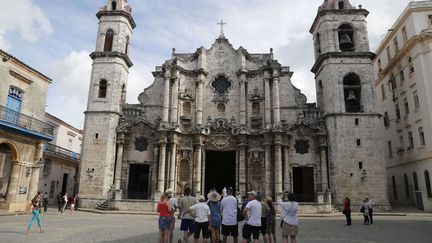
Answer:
[
  {"left": 294, "top": 140, "right": 309, "bottom": 154},
  {"left": 295, "top": 94, "right": 307, "bottom": 107},
  {"left": 249, "top": 87, "right": 264, "bottom": 101},
  {"left": 134, "top": 136, "right": 148, "bottom": 152},
  {"left": 179, "top": 88, "right": 195, "bottom": 100}
]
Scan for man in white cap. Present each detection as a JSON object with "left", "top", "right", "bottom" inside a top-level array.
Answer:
[
  {"left": 166, "top": 188, "right": 178, "bottom": 243},
  {"left": 221, "top": 187, "right": 239, "bottom": 243},
  {"left": 242, "top": 191, "right": 262, "bottom": 243},
  {"left": 187, "top": 195, "right": 211, "bottom": 243}
]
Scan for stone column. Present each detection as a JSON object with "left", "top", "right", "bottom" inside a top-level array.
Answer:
[
  {"left": 283, "top": 145, "right": 291, "bottom": 192},
  {"left": 5, "top": 160, "right": 21, "bottom": 202},
  {"left": 0, "top": 153, "right": 6, "bottom": 178},
  {"left": 264, "top": 71, "right": 271, "bottom": 129},
  {"left": 320, "top": 140, "right": 329, "bottom": 191},
  {"left": 238, "top": 137, "right": 247, "bottom": 194},
  {"left": 152, "top": 144, "right": 160, "bottom": 199},
  {"left": 272, "top": 70, "right": 281, "bottom": 125},
  {"left": 168, "top": 136, "right": 177, "bottom": 190},
  {"left": 157, "top": 141, "right": 167, "bottom": 193},
  {"left": 162, "top": 70, "right": 171, "bottom": 125},
  {"left": 114, "top": 133, "right": 125, "bottom": 191},
  {"left": 193, "top": 137, "right": 203, "bottom": 195},
  {"left": 27, "top": 165, "right": 41, "bottom": 201},
  {"left": 264, "top": 140, "right": 272, "bottom": 195},
  {"left": 196, "top": 74, "right": 204, "bottom": 127},
  {"left": 171, "top": 71, "right": 180, "bottom": 126},
  {"left": 239, "top": 73, "right": 247, "bottom": 126},
  {"left": 274, "top": 135, "right": 283, "bottom": 200}
]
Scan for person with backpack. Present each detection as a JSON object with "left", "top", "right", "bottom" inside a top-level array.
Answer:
[
  {"left": 207, "top": 190, "right": 222, "bottom": 243},
  {"left": 265, "top": 197, "right": 276, "bottom": 243},
  {"left": 25, "top": 191, "right": 44, "bottom": 235}
]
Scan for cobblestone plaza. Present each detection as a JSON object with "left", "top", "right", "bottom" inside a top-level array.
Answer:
[{"left": 0, "top": 211, "right": 431, "bottom": 243}]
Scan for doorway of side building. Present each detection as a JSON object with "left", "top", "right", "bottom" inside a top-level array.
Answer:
[
  {"left": 0, "top": 143, "right": 13, "bottom": 198},
  {"left": 293, "top": 167, "right": 315, "bottom": 202},
  {"left": 128, "top": 164, "right": 150, "bottom": 199},
  {"left": 205, "top": 151, "right": 236, "bottom": 197},
  {"left": 61, "top": 173, "right": 69, "bottom": 195}
]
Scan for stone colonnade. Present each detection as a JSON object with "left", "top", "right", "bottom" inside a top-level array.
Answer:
[{"left": 0, "top": 141, "right": 44, "bottom": 211}]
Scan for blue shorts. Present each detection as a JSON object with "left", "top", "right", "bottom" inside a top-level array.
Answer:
[
  {"left": 180, "top": 219, "right": 195, "bottom": 233},
  {"left": 159, "top": 216, "right": 172, "bottom": 230}
]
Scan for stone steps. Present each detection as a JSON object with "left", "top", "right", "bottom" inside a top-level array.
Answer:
[{"left": 95, "top": 201, "right": 109, "bottom": 211}]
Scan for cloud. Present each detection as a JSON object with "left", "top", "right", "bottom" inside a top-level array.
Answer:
[
  {"left": 46, "top": 50, "right": 92, "bottom": 129},
  {"left": 0, "top": 0, "right": 52, "bottom": 50}
]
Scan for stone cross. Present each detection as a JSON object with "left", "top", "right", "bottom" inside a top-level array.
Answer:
[{"left": 217, "top": 20, "right": 227, "bottom": 37}]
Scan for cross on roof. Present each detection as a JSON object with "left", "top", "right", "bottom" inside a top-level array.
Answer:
[{"left": 217, "top": 19, "right": 227, "bottom": 38}]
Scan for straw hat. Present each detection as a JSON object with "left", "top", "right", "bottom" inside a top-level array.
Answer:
[{"left": 207, "top": 191, "right": 221, "bottom": 202}]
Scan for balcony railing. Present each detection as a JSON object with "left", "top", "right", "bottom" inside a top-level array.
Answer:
[
  {"left": 0, "top": 105, "right": 54, "bottom": 137},
  {"left": 44, "top": 143, "right": 80, "bottom": 161}
]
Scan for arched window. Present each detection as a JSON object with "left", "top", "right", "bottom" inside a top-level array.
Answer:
[
  {"left": 125, "top": 36, "right": 130, "bottom": 55},
  {"left": 338, "top": 1, "right": 345, "bottom": 9},
  {"left": 111, "top": 1, "right": 117, "bottom": 10},
  {"left": 413, "top": 172, "right": 419, "bottom": 191},
  {"left": 404, "top": 174, "right": 410, "bottom": 198},
  {"left": 104, "top": 30, "right": 114, "bottom": 52},
  {"left": 217, "top": 103, "right": 225, "bottom": 117},
  {"left": 252, "top": 102, "right": 260, "bottom": 116},
  {"left": 98, "top": 80, "right": 107, "bottom": 98},
  {"left": 338, "top": 24, "right": 354, "bottom": 51},
  {"left": 425, "top": 170, "right": 432, "bottom": 198},
  {"left": 182, "top": 101, "right": 191, "bottom": 116},
  {"left": 343, "top": 73, "right": 362, "bottom": 112},
  {"left": 392, "top": 176, "right": 397, "bottom": 199}
]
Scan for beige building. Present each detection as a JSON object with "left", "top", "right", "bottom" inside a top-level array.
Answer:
[
  {"left": 78, "top": 0, "right": 390, "bottom": 213},
  {"left": 373, "top": 1, "right": 432, "bottom": 212},
  {"left": 38, "top": 113, "right": 82, "bottom": 205},
  {"left": 0, "top": 49, "right": 53, "bottom": 212}
]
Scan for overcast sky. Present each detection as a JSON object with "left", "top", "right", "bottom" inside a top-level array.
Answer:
[{"left": 0, "top": 0, "right": 417, "bottom": 129}]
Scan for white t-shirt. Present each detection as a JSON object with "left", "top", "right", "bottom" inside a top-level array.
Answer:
[
  {"left": 280, "top": 201, "right": 299, "bottom": 225},
  {"left": 221, "top": 195, "right": 237, "bottom": 226},
  {"left": 63, "top": 195, "right": 68, "bottom": 203},
  {"left": 190, "top": 202, "right": 211, "bottom": 223},
  {"left": 245, "top": 199, "right": 262, "bottom": 227}
]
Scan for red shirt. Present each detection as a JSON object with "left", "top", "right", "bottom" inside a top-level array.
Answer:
[
  {"left": 343, "top": 199, "right": 351, "bottom": 212},
  {"left": 158, "top": 202, "right": 170, "bottom": 217}
]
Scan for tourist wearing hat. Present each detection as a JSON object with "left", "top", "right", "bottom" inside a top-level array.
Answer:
[
  {"left": 221, "top": 187, "right": 239, "bottom": 243},
  {"left": 242, "top": 191, "right": 262, "bottom": 243},
  {"left": 207, "top": 191, "right": 222, "bottom": 243},
  {"left": 187, "top": 195, "right": 211, "bottom": 243}
]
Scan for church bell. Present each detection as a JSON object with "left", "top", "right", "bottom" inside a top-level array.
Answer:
[{"left": 339, "top": 33, "right": 354, "bottom": 51}]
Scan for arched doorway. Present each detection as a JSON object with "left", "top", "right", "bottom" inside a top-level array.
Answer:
[{"left": 0, "top": 142, "right": 18, "bottom": 200}]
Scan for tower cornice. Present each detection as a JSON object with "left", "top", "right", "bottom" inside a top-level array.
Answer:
[
  {"left": 310, "top": 9, "right": 369, "bottom": 34},
  {"left": 311, "top": 51, "right": 375, "bottom": 74},
  {"left": 90, "top": 51, "right": 133, "bottom": 68},
  {"left": 96, "top": 10, "right": 136, "bottom": 29}
]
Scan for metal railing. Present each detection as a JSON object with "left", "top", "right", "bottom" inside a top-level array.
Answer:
[
  {"left": 44, "top": 143, "right": 80, "bottom": 161},
  {"left": 0, "top": 105, "right": 54, "bottom": 136}
]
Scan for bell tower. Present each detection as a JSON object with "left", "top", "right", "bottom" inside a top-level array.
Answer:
[
  {"left": 79, "top": 0, "right": 135, "bottom": 207},
  {"left": 310, "top": 0, "right": 390, "bottom": 209}
]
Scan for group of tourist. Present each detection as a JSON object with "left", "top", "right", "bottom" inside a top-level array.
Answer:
[
  {"left": 157, "top": 187, "right": 299, "bottom": 243},
  {"left": 342, "top": 196, "right": 374, "bottom": 226}
]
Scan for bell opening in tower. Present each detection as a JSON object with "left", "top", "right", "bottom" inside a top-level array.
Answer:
[{"left": 204, "top": 151, "right": 236, "bottom": 197}]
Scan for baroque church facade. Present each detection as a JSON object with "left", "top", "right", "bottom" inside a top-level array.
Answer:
[{"left": 78, "top": 0, "right": 390, "bottom": 212}]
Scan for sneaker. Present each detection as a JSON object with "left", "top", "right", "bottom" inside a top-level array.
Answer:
[{"left": 25, "top": 230, "right": 31, "bottom": 235}]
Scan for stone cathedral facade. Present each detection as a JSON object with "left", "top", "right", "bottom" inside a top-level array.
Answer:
[{"left": 79, "top": 0, "right": 391, "bottom": 212}]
